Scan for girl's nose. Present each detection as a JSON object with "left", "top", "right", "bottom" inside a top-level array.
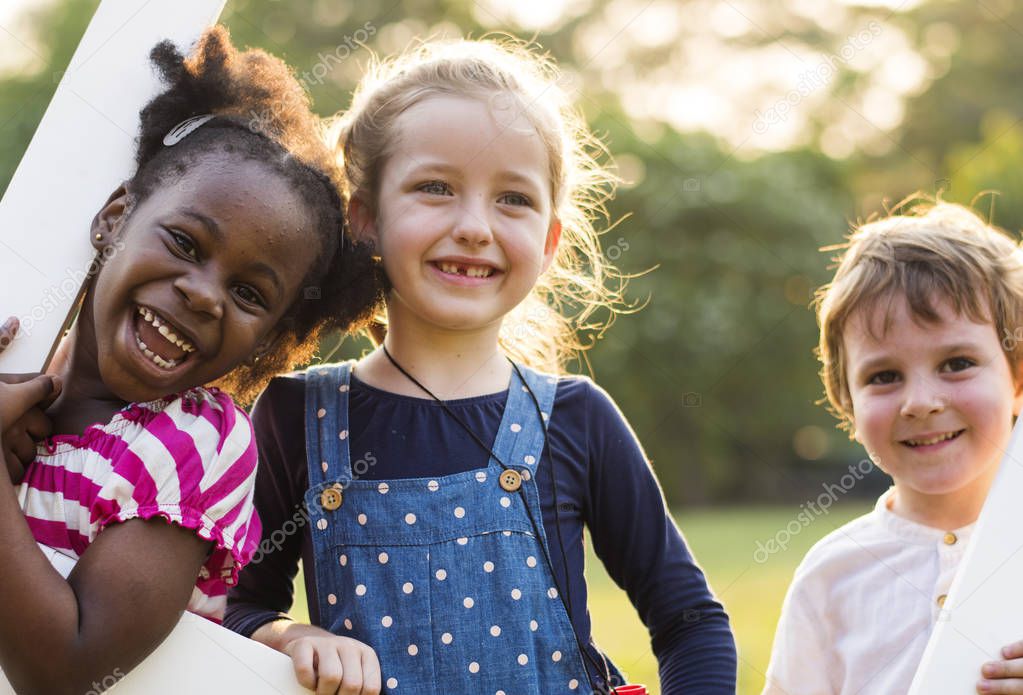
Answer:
[
  {"left": 452, "top": 196, "right": 493, "bottom": 247},
  {"left": 899, "top": 378, "right": 948, "bottom": 418},
  {"left": 173, "top": 272, "right": 224, "bottom": 320}
]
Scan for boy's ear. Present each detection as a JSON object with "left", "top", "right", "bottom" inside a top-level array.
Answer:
[
  {"left": 540, "top": 218, "right": 562, "bottom": 274},
  {"left": 90, "top": 183, "right": 131, "bottom": 251},
  {"left": 347, "top": 195, "right": 379, "bottom": 247}
]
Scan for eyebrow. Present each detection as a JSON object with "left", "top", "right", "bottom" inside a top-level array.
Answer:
[
  {"left": 405, "top": 162, "right": 543, "bottom": 189},
  {"left": 500, "top": 170, "right": 544, "bottom": 190},
  {"left": 180, "top": 210, "right": 284, "bottom": 301},
  {"left": 405, "top": 161, "right": 461, "bottom": 178},
  {"left": 851, "top": 355, "right": 888, "bottom": 379},
  {"left": 854, "top": 342, "right": 985, "bottom": 376},
  {"left": 181, "top": 210, "right": 222, "bottom": 240}
]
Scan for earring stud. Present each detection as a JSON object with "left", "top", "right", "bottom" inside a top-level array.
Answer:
[{"left": 95, "top": 233, "right": 103, "bottom": 241}]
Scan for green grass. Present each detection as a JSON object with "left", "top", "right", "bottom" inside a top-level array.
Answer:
[
  {"left": 290, "top": 503, "right": 873, "bottom": 694},
  {"left": 586, "top": 504, "right": 873, "bottom": 694}
]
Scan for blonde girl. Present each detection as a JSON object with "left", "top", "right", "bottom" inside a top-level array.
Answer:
[{"left": 227, "top": 39, "right": 736, "bottom": 695}]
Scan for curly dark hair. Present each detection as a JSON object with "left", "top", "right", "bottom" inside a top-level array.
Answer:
[{"left": 119, "top": 26, "right": 383, "bottom": 404}]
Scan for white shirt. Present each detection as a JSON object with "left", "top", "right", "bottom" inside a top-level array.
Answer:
[{"left": 762, "top": 489, "right": 974, "bottom": 695}]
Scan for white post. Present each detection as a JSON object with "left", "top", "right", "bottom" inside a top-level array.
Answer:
[{"left": 909, "top": 419, "right": 1023, "bottom": 693}]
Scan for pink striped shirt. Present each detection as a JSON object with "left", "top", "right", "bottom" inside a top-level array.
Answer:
[{"left": 17, "top": 387, "right": 262, "bottom": 623}]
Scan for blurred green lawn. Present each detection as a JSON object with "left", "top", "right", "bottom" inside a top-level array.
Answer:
[{"left": 290, "top": 503, "right": 872, "bottom": 694}]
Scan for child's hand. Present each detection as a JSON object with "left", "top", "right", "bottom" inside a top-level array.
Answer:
[
  {"left": 0, "top": 374, "right": 60, "bottom": 482},
  {"left": 283, "top": 631, "right": 381, "bottom": 695},
  {"left": 978, "top": 641, "right": 1023, "bottom": 693}
]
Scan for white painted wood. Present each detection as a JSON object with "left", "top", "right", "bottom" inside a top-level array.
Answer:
[
  {"left": 908, "top": 419, "right": 1023, "bottom": 693},
  {"left": 0, "top": 612, "right": 310, "bottom": 694}
]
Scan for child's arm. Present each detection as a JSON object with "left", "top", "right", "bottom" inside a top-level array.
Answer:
[
  {"left": 575, "top": 380, "right": 736, "bottom": 692},
  {"left": 0, "top": 509, "right": 209, "bottom": 693},
  {"left": 0, "top": 377, "right": 210, "bottom": 694},
  {"left": 224, "top": 376, "right": 381, "bottom": 694}
]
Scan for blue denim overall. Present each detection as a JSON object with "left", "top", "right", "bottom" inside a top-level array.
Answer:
[{"left": 303, "top": 361, "right": 595, "bottom": 694}]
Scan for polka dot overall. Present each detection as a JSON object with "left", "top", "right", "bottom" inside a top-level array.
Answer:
[{"left": 303, "top": 362, "right": 593, "bottom": 694}]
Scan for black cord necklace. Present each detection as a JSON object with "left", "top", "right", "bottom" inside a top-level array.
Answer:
[
  {"left": 381, "top": 345, "right": 513, "bottom": 472},
  {"left": 379, "top": 345, "right": 618, "bottom": 693}
]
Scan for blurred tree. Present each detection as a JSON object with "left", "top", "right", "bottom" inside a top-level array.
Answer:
[
  {"left": 588, "top": 114, "right": 859, "bottom": 501},
  {"left": 0, "top": 0, "right": 98, "bottom": 189},
  {"left": 946, "top": 112, "right": 1023, "bottom": 230},
  {"left": 2, "top": 0, "right": 1015, "bottom": 504}
]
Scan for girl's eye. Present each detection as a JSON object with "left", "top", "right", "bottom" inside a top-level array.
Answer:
[
  {"left": 169, "top": 230, "right": 198, "bottom": 259},
  {"left": 867, "top": 370, "right": 899, "bottom": 386},
  {"left": 233, "top": 284, "right": 266, "bottom": 308},
  {"left": 499, "top": 192, "right": 532, "bottom": 207},
  {"left": 419, "top": 180, "right": 452, "bottom": 196},
  {"left": 943, "top": 357, "right": 976, "bottom": 373}
]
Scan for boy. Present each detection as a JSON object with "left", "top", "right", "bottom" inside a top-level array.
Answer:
[{"left": 764, "top": 202, "right": 1023, "bottom": 694}]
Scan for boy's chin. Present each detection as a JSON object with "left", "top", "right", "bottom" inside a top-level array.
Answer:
[{"left": 898, "top": 469, "right": 997, "bottom": 500}]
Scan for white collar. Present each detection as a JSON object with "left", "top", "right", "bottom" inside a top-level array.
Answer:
[{"left": 873, "top": 487, "right": 976, "bottom": 546}]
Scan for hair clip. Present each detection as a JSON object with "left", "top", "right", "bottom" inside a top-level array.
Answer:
[{"left": 163, "top": 114, "right": 216, "bottom": 146}]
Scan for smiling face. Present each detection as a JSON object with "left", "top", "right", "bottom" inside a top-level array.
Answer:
[
  {"left": 844, "top": 294, "right": 1023, "bottom": 522},
  {"left": 351, "top": 94, "right": 561, "bottom": 336},
  {"left": 85, "top": 152, "right": 320, "bottom": 402}
]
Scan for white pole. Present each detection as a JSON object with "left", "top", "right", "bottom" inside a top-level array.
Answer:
[{"left": 909, "top": 419, "right": 1023, "bottom": 693}]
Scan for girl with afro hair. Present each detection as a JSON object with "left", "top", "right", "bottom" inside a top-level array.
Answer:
[{"left": 0, "top": 26, "right": 382, "bottom": 694}]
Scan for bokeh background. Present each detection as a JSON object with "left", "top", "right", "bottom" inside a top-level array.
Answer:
[{"left": 2, "top": 0, "right": 1020, "bottom": 692}]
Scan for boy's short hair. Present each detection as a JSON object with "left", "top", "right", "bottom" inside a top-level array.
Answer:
[{"left": 815, "top": 200, "right": 1023, "bottom": 433}]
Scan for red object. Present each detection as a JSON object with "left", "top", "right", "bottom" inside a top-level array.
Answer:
[{"left": 614, "top": 687, "right": 648, "bottom": 695}]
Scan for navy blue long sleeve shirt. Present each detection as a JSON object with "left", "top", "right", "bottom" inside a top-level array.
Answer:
[{"left": 225, "top": 371, "right": 736, "bottom": 693}]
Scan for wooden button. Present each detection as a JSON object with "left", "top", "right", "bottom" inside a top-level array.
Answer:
[
  {"left": 943, "top": 532, "right": 957, "bottom": 545},
  {"left": 499, "top": 469, "right": 523, "bottom": 492},
  {"left": 320, "top": 485, "right": 343, "bottom": 511},
  {"left": 936, "top": 593, "right": 947, "bottom": 607}
]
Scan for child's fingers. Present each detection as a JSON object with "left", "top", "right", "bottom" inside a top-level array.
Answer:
[
  {"left": 360, "top": 647, "right": 382, "bottom": 695},
  {"left": 2, "top": 375, "right": 58, "bottom": 423},
  {"left": 335, "top": 644, "right": 365, "bottom": 695},
  {"left": 0, "top": 372, "right": 43, "bottom": 385},
  {"left": 1005, "top": 643, "right": 1023, "bottom": 660},
  {"left": 985, "top": 660, "right": 1023, "bottom": 679},
  {"left": 19, "top": 407, "right": 54, "bottom": 441},
  {"left": 286, "top": 639, "right": 318, "bottom": 690},
  {"left": 978, "top": 679, "right": 1023, "bottom": 694},
  {"left": 4, "top": 448, "right": 25, "bottom": 484},
  {"left": 314, "top": 647, "right": 345, "bottom": 695},
  {"left": 7, "top": 429, "right": 37, "bottom": 469},
  {"left": 39, "top": 375, "right": 61, "bottom": 407}
]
